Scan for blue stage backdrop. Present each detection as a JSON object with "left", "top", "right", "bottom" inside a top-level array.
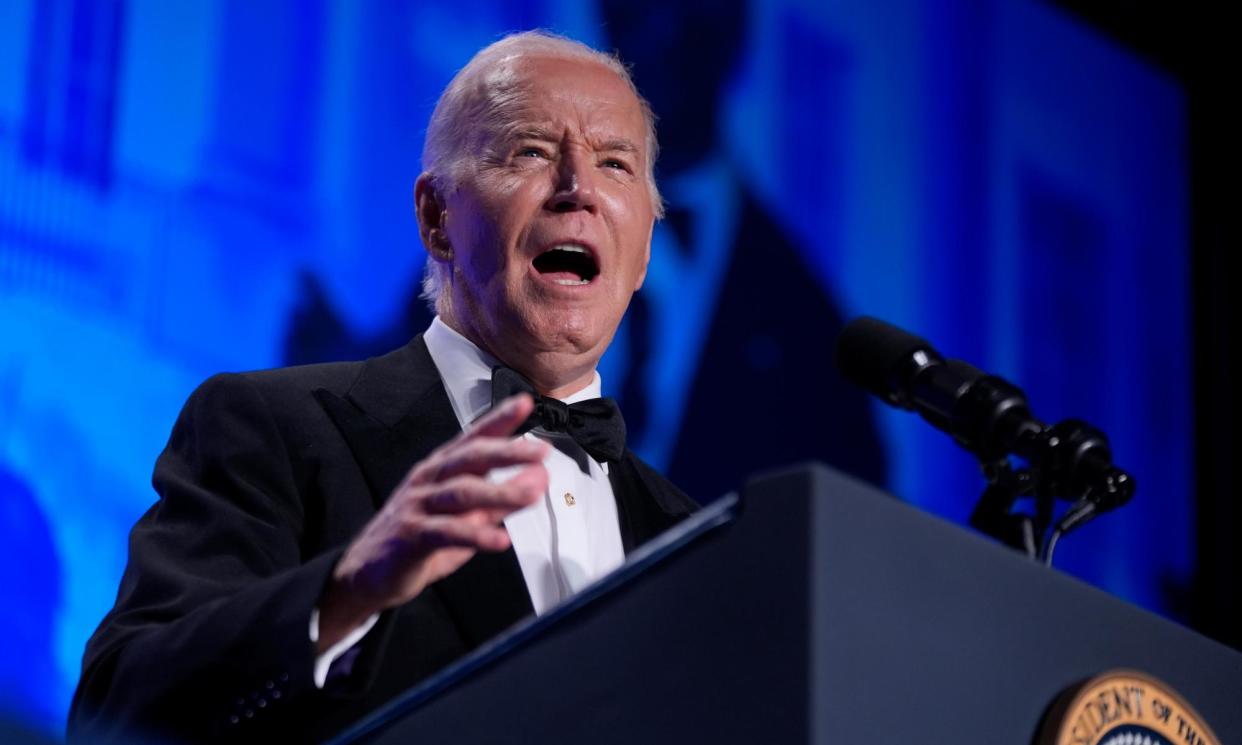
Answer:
[{"left": 0, "top": 0, "right": 1188, "bottom": 737}]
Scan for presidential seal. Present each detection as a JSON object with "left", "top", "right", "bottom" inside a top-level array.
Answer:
[{"left": 1038, "top": 670, "right": 1220, "bottom": 745}]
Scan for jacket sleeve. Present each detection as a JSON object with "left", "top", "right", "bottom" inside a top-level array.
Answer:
[{"left": 68, "top": 373, "right": 355, "bottom": 744}]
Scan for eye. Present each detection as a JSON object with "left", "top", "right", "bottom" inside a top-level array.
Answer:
[
  {"left": 516, "top": 146, "right": 547, "bottom": 159},
  {"left": 601, "top": 158, "right": 631, "bottom": 172}
]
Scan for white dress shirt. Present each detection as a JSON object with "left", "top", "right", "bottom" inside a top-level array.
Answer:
[
  {"left": 423, "top": 316, "right": 627, "bottom": 610},
  {"left": 312, "top": 317, "right": 626, "bottom": 686}
]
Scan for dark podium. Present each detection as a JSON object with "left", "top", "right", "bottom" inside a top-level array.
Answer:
[{"left": 332, "top": 464, "right": 1242, "bottom": 744}]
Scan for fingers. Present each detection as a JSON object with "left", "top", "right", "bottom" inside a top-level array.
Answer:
[
  {"left": 417, "top": 514, "right": 512, "bottom": 553},
  {"left": 504, "top": 460, "right": 550, "bottom": 495},
  {"left": 422, "top": 469, "right": 546, "bottom": 515},
  {"left": 460, "top": 393, "right": 536, "bottom": 440},
  {"left": 333, "top": 394, "right": 548, "bottom": 616},
  {"left": 412, "top": 436, "right": 549, "bottom": 485},
  {"left": 402, "top": 394, "right": 543, "bottom": 486}
]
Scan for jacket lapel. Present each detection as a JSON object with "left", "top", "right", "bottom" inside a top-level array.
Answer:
[
  {"left": 312, "top": 338, "right": 456, "bottom": 506},
  {"left": 610, "top": 451, "right": 698, "bottom": 554},
  {"left": 313, "top": 335, "right": 534, "bottom": 645}
]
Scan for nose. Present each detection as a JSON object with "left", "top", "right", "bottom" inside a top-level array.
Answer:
[{"left": 545, "top": 148, "right": 597, "bottom": 214}]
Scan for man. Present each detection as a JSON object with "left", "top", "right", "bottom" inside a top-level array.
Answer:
[{"left": 70, "top": 31, "right": 696, "bottom": 744}]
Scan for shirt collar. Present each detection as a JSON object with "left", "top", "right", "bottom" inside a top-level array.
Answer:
[{"left": 422, "top": 316, "right": 603, "bottom": 428}]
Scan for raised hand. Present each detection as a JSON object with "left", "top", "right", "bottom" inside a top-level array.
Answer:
[{"left": 316, "top": 394, "right": 548, "bottom": 650}]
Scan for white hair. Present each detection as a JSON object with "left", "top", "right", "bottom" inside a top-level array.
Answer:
[{"left": 420, "top": 30, "right": 662, "bottom": 311}]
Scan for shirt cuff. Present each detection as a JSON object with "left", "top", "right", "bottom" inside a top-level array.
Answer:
[{"left": 309, "top": 607, "right": 380, "bottom": 689}]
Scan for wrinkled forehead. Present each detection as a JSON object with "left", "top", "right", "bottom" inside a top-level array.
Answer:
[{"left": 470, "top": 55, "right": 648, "bottom": 154}]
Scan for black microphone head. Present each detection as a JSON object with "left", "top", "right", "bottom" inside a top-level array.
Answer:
[{"left": 835, "top": 316, "right": 942, "bottom": 408}]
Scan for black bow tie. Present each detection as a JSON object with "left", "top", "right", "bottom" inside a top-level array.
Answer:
[{"left": 490, "top": 366, "right": 626, "bottom": 463}]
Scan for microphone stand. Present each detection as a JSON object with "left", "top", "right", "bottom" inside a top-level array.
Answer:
[
  {"left": 969, "top": 460, "right": 1038, "bottom": 559},
  {"left": 967, "top": 419, "right": 1135, "bottom": 566}
]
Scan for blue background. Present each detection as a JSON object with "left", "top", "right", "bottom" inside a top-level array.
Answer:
[{"left": 0, "top": 0, "right": 1194, "bottom": 738}]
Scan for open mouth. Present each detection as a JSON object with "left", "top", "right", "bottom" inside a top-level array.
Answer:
[{"left": 532, "top": 244, "right": 600, "bottom": 286}]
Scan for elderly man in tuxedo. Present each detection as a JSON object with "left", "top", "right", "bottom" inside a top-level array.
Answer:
[{"left": 70, "top": 31, "right": 696, "bottom": 744}]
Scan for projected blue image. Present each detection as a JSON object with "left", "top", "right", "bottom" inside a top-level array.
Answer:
[{"left": 0, "top": 0, "right": 1189, "bottom": 736}]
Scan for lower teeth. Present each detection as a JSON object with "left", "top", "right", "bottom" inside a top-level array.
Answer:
[{"left": 552, "top": 279, "right": 589, "bottom": 286}]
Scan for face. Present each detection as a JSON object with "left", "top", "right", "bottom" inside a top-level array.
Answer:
[{"left": 423, "top": 55, "right": 655, "bottom": 395}]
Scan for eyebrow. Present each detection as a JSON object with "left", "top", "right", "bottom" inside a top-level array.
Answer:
[
  {"left": 502, "top": 126, "right": 640, "bottom": 155},
  {"left": 505, "top": 126, "right": 559, "bottom": 143},
  {"left": 597, "top": 138, "right": 639, "bottom": 154}
]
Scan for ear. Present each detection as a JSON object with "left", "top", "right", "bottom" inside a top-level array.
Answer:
[
  {"left": 633, "top": 222, "right": 654, "bottom": 291},
  {"left": 415, "top": 173, "right": 452, "bottom": 261}
]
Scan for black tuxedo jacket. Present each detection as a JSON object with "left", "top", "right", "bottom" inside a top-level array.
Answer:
[{"left": 69, "top": 336, "right": 697, "bottom": 744}]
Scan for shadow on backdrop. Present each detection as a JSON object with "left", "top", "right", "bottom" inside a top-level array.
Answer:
[
  {"left": 0, "top": 466, "right": 62, "bottom": 734},
  {"left": 602, "top": 0, "right": 887, "bottom": 501}
]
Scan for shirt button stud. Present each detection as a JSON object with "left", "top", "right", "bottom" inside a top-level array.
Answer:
[{"left": 564, "top": 492, "right": 576, "bottom": 506}]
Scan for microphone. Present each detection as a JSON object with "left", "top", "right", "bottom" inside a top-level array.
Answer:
[
  {"left": 836, "top": 316, "right": 1040, "bottom": 461},
  {"left": 835, "top": 317, "right": 1134, "bottom": 521}
]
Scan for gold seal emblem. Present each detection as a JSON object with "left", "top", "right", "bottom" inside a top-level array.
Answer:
[{"left": 1038, "top": 669, "right": 1221, "bottom": 745}]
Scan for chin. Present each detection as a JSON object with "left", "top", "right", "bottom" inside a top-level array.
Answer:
[{"left": 526, "top": 306, "right": 615, "bottom": 356}]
